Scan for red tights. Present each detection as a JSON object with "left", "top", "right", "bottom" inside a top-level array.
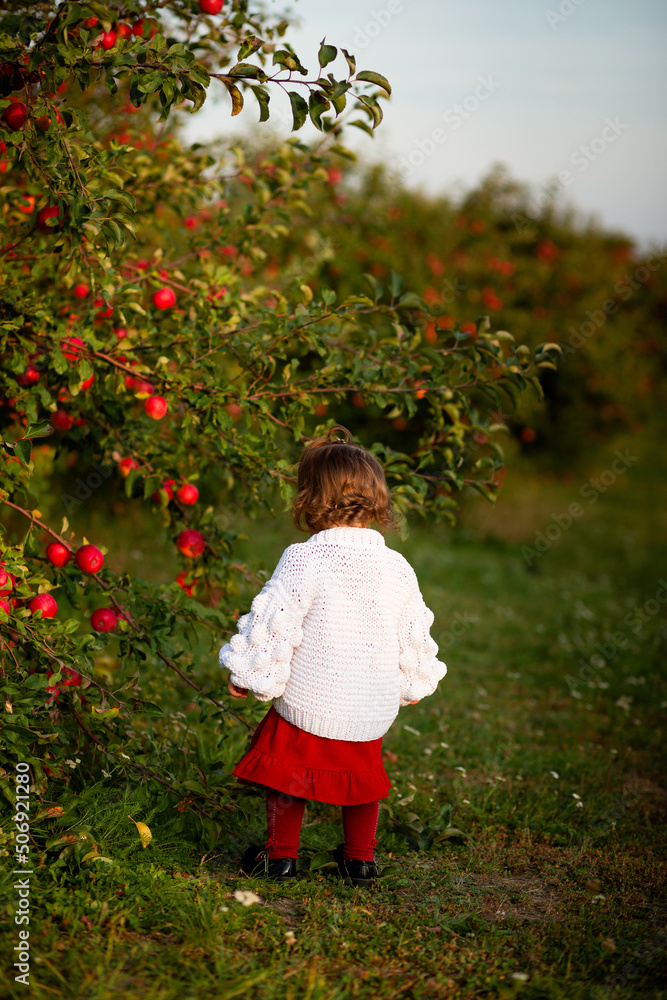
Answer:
[{"left": 265, "top": 788, "right": 379, "bottom": 861}]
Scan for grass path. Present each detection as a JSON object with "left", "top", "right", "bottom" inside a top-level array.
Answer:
[{"left": 1, "top": 435, "right": 665, "bottom": 999}]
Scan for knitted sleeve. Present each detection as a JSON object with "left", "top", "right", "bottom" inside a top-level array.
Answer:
[
  {"left": 218, "top": 544, "right": 310, "bottom": 701},
  {"left": 397, "top": 576, "right": 447, "bottom": 707}
]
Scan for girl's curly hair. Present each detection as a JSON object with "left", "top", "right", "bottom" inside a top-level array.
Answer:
[{"left": 292, "top": 425, "right": 399, "bottom": 534}]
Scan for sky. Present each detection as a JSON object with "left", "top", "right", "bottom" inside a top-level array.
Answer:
[{"left": 183, "top": 0, "right": 667, "bottom": 249}]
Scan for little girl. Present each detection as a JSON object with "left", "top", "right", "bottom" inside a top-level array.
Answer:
[{"left": 219, "top": 425, "right": 447, "bottom": 886}]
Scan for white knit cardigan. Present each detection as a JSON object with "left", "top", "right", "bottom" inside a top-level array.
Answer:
[{"left": 219, "top": 525, "right": 447, "bottom": 741}]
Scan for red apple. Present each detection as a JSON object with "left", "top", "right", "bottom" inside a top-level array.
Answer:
[
  {"left": 145, "top": 395, "right": 167, "bottom": 420},
  {"left": 98, "top": 30, "right": 117, "bottom": 50},
  {"left": 37, "top": 204, "right": 63, "bottom": 233},
  {"left": 0, "top": 597, "right": 11, "bottom": 618},
  {"left": 80, "top": 373, "right": 94, "bottom": 390},
  {"left": 93, "top": 297, "right": 113, "bottom": 320},
  {"left": 114, "top": 326, "right": 128, "bottom": 339},
  {"left": 152, "top": 478, "right": 176, "bottom": 502},
  {"left": 134, "top": 379, "right": 154, "bottom": 395},
  {"left": 29, "top": 593, "right": 58, "bottom": 618},
  {"left": 75, "top": 544, "right": 104, "bottom": 574},
  {"left": 118, "top": 456, "right": 140, "bottom": 477},
  {"left": 61, "top": 335, "right": 84, "bottom": 361},
  {"left": 117, "top": 23, "right": 132, "bottom": 39},
  {"left": 132, "top": 19, "right": 156, "bottom": 39},
  {"left": 91, "top": 607, "right": 117, "bottom": 632},
  {"left": 18, "top": 195, "right": 36, "bottom": 214},
  {"left": 176, "top": 529, "right": 206, "bottom": 558},
  {"left": 62, "top": 666, "right": 81, "bottom": 686},
  {"left": 175, "top": 571, "right": 195, "bottom": 596},
  {"left": 46, "top": 541, "right": 71, "bottom": 567},
  {"left": 176, "top": 483, "right": 199, "bottom": 505},
  {"left": 0, "top": 566, "right": 15, "bottom": 597},
  {"left": 152, "top": 287, "right": 176, "bottom": 310},
  {"left": 199, "top": 0, "right": 224, "bottom": 12},
  {"left": 73, "top": 283, "right": 89, "bottom": 299},
  {"left": 51, "top": 409, "right": 73, "bottom": 431},
  {"left": 16, "top": 364, "right": 40, "bottom": 386},
  {"left": 83, "top": 16, "right": 98, "bottom": 28},
  {"left": 2, "top": 102, "right": 27, "bottom": 130}
]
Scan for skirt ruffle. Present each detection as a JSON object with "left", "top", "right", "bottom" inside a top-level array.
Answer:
[{"left": 233, "top": 706, "right": 392, "bottom": 806}]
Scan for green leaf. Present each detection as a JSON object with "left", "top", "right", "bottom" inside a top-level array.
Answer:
[
  {"left": 341, "top": 48, "right": 356, "bottom": 76},
  {"left": 390, "top": 271, "right": 404, "bottom": 299},
  {"left": 308, "top": 92, "right": 330, "bottom": 131},
  {"left": 250, "top": 85, "right": 270, "bottom": 123},
  {"left": 24, "top": 672, "right": 48, "bottom": 690},
  {"left": 318, "top": 39, "right": 337, "bottom": 68},
  {"left": 435, "top": 827, "right": 469, "bottom": 842},
  {"left": 102, "top": 188, "right": 136, "bottom": 212},
  {"left": 468, "top": 481, "right": 497, "bottom": 503},
  {"left": 310, "top": 850, "right": 336, "bottom": 871},
  {"left": 272, "top": 49, "right": 308, "bottom": 75},
  {"left": 12, "top": 439, "right": 32, "bottom": 467},
  {"left": 355, "top": 70, "right": 391, "bottom": 95},
  {"left": 24, "top": 420, "right": 53, "bottom": 440},
  {"left": 329, "top": 144, "right": 356, "bottom": 161},
  {"left": 238, "top": 35, "right": 264, "bottom": 60},
  {"left": 364, "top": 273, "right": 384, "bottom": 302},
  {"left": 288, "top": 91, "right": 308, "bottom": 131},
  {"left": 398, "top": 292, "right": 426, "bottom": 311},
  {"left": 331, "top": 91, "right": 347, "bottom": 115},
  {"left": 228, "top": 62, "right": 265, "bottom": 81},
  {"left": 137, "top": 71, "right": 164, "bottom": 94},
  {"left": 132, "top": 699, "right": 164, "bottom": 718},
  {"left": 357, "top": 94, "right": 383, "bottom": 128},
  {"left": 189, "top": 62, "right": 211, "bottom": 88},
  {"left": 349, "top": 118, "right": 374, "bottom": 137}
]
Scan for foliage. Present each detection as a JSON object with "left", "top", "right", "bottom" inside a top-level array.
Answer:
[
  {"left": 252, "top": 160, "right": 665, "bottom": 466},
  {"left": 0, "top": 0, "right": 555, "bottom": 842}
]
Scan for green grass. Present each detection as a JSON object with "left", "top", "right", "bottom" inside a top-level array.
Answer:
[{"left": 1, "top": 431, "right": 665, "bottom": 1000}]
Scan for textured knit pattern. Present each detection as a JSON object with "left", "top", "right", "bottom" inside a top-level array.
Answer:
[{"left": 219, "top": 525, "right": 447, "bottom": 741}]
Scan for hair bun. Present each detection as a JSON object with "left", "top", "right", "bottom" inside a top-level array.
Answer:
[{"left": 325, "top": 424, "right": 353, "bottom": 444}]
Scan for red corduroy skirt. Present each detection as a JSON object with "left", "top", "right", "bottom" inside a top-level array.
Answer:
[{"left": 233, "top": 706, "right": 392, "bottom": 806}]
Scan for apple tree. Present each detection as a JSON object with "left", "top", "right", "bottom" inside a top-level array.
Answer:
[{"left": 0, "top": 0, "right": 559, "bottom": 849}]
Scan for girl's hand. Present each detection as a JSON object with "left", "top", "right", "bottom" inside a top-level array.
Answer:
[{"left": 228, "top": 680, "right": 249, "bottom": 699}]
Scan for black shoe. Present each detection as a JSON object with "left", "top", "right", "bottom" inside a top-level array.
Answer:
[
  {"left": 333, "top": 843, "right": 379, "bottom": 888},
  {"left": 241, "top": 845, "right": 298, "bottom": 881}
]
